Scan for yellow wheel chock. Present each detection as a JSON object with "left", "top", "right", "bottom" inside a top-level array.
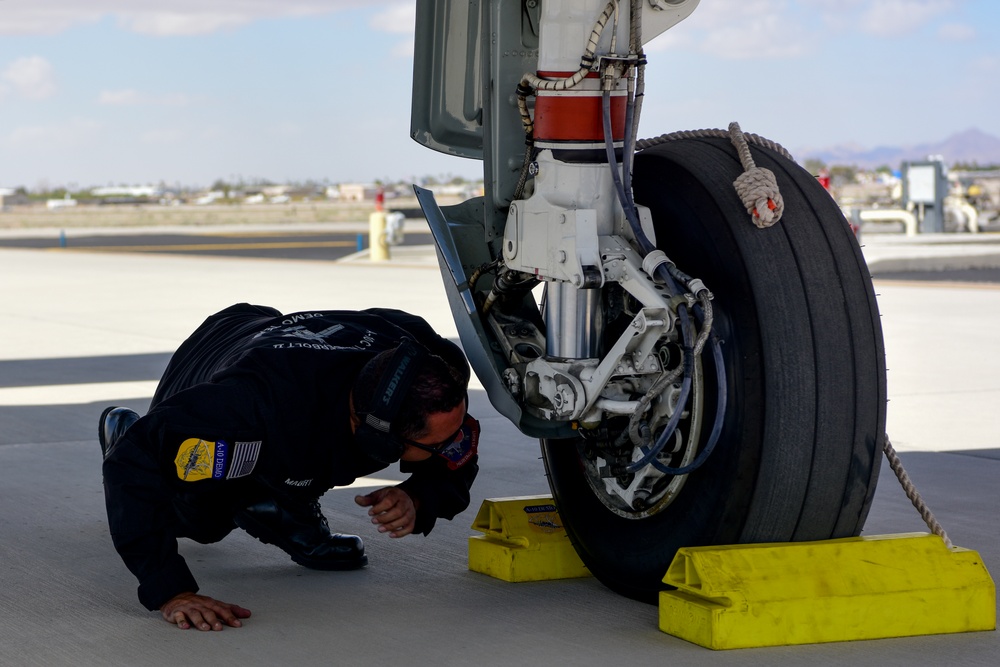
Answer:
[
  {"left": 468, "top": 495, "right": 590, "bottom": 582},
  {"left": 467, "top": 498, "right": 994, "bottom": 649},
  {"left": 658, "top": 532, "right": 995, "bottom": 649}
]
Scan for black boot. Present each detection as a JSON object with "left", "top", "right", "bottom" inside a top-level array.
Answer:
[
  {"left": 98, "top": 406, "right": 139, "bottom": 459},
  {"left": 235, "top": 499, "right": 367, "bottom": 570}
]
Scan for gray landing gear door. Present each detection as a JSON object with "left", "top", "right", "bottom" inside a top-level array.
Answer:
[{"left": 414, "top": 186, "right": 574, "bottom": 441}]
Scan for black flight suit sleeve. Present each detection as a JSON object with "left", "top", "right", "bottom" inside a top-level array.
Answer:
[
  {"left": 397, "top": 452, "right": 479, "bottom": 535},
  {"left": 103, "top": 419, "right": 198, "bottom": 611},
  {"left": 102, "top": 379, "right": 263, "bottom": 611}
]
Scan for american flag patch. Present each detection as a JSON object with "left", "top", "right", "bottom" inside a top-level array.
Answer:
[{"left": 226, "top": 440, "right": 262, "bottom": 479}]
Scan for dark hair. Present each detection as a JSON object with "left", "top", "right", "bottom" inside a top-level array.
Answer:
[{"left": 353, "top": 346, "right": 467, "bottom": 439}]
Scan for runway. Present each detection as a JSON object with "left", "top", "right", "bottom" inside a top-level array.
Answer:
[
  {"left": 0, "top": 236, "right": 997, "bottom": 665},
  {"left": 0, "top": 228, "right": 435, "bottom": 262}
]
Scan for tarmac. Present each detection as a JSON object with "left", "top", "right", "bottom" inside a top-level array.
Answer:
[{"left": 1, "top": 224, "right": 998, "bottom": 665}]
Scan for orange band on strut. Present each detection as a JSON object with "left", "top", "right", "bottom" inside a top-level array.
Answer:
[{"left": 533, "top": 93, "right": 626, "bottom": 143}]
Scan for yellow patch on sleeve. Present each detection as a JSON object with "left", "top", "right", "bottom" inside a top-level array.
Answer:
[{"left": 175, "top": 438, "right": 215, "bottom": 481}]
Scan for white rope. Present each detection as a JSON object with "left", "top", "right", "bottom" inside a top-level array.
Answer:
[
  {"left": 883, "top": 434, "right": 953, "bottom": 548},
  {"left": 728, "top": 122, "right": 783, "bottom": 228},
  {"left": 636, "top": 123, "right": 793, "bottom": 228},
  {"left": 635, "top": 125, "right": 794, "bottom": 159}
]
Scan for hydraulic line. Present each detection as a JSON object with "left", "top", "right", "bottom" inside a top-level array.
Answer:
[
  {"left": 624, "top": 0, "right": 645, "bottom": 197},
  {"left": 602, "top": 59, "right": 725, "bottom": 471},
  {"left": 617, "top": 294, "right": 713, "bottom": 451},
  {"left": 616, "top": 362, "right": 684, "bottom": 447},
  {"left": 622, "top": 73, "right": 638, "bottom": 212},
  {"left": 482, "top": 268, "right": 537, "bottom": 315},
  {"left": 521, "top": 1, "right": 727, "bottom": 480},
  {"left": 628, "top": 286, "right": 726, "bottom": 476},
  {"left": 468, "top": 256, "right": 503, "bottom": 294},
  {"left": 622, "top": 270, "right": 695, "bottom": 472},
  {"left": 612, "top": 127, "right": 724, "bottom": 474},
  {"left": 604, "top": 81, "right": 711, "bottom": 472},
  {"left": 608, "top": 0, "right": 620, "bottom": 54},
  {"left": 512, "top": 136, "right": 534, "bottom": 202},
  {"left": 646, "top": 333, "right": 727, "bottom": 476},
  {"left": 603, "top": 88, "right": 652, "bottom": 257},
  {"left": 625, "top": 349, "right": 693, "bottom": 473}
]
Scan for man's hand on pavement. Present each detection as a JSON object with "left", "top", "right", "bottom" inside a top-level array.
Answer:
[
  {"left": 354, "top": 486, "right": 418, "bottom": 538},
  {"left": 160, "top": 591, "right": 251, "bottom": 631}
]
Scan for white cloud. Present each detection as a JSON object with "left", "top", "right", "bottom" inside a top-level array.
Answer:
[
  {"left": 938, "top": 22, "right": 976, "bottom": 41},
  {"left": 117, "top": 11, "right": 253, "bottom": 36},
  {"left": 0, "top": 7, "right": 101, "bottom": 35},
  {"left": 2, "top": 56, "right": 57, "bottom": 100},
  {"left": 98, "top": 89, "right": 191, "bottom": 106},
  {"left": 647, "top": 0, "right": 970, "bottom": 58},
  {"left": 699, "top": 15, "right": 811, "bottom": 59},
  {"left": 644, "top": 29, "right": 698, "bottom": 53},
  {"left": 370, "top": 3, "right": 415, "bottom": 34},
  {"left": 0, "top": 1, "right": 370, "bottom": 37},
  {"left": 859, "top": 0, "right": 955, "bottom": 37},
  {"left": 367, "top": 4, "right": 415, "bottom": 59},
  {"left": 682, "top": 0, "right": 787, "bottom": 30},
  {"left": 803, "top": 0, "right": 867, "bottom": 34},
  {"left": 650, "top": 1, "right": 813, "bottom": 60}
]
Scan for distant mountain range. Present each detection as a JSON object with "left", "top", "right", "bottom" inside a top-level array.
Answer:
[{"left": 796, "top": 128, "right": 1000, "bottom": 169}]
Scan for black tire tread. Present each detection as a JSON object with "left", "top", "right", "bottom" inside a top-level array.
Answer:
[{"left": 540, "top": 135, "right": 886, "bottom": 601}]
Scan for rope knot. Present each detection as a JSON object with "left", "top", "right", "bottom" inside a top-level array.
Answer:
[
  {"left": 727, "top": 121, "right": 785, "bottom": 229},
  {"left": 733, "top": 166, "right": 784, "bottom": 228}
]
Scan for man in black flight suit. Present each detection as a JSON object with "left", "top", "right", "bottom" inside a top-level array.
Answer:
[{"left": 99, "top": 303, "right": 480, "bottom": 631}]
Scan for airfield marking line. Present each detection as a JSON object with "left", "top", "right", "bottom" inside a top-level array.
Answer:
[
  {"left": 872, "top": 279, "right": 1000, "bottom": 291},
  {"left": 211, "top": 230, "right": 365, "bottom": 238},
  {"left": 45, "top": 240, "right": 357, "bottom": 252}
]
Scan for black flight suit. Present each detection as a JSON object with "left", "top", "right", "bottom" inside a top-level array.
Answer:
[{"left": 102, "top": 303, "right": 478, "bottom": 611}]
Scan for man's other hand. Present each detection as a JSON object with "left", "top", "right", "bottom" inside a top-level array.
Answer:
[
  {"left": 160, "top": 591, "right": 251, "bottom": 631},
  {"left": 354, "top": 487, "right": 418, "bottom": 538}
]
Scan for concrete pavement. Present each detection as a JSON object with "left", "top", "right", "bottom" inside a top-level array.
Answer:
[
  {"left": 860, "top": 228, "right": 1000, "bottom": 274},
  {"left": 0, "top": 229, "right": 998, "bottom": 665}
]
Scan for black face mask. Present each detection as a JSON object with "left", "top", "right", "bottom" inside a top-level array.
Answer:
[{"left": 348, "top": 438, "right": 397, "bottom": 475}]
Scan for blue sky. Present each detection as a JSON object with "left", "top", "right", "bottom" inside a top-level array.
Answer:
[{"left": 1, "top": 0, "right": 998, "bottom": 189}]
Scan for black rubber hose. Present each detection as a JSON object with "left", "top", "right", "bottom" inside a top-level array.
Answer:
[
  {"left": 625, "top": 347, "right": 693, "bottom": 473},
  {"left": 602, "top": 82, "right": 726, "bottom": 476},
  {"left": 646, "top": 333, "right": 727, "bottom": 476},
  {"left": 603, "top": 89, "right": 653, "bottom": 257}
]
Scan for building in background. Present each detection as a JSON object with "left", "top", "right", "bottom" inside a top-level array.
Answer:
[{"left": 0, "top": 188, "right": 30, "bottom": 210}]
